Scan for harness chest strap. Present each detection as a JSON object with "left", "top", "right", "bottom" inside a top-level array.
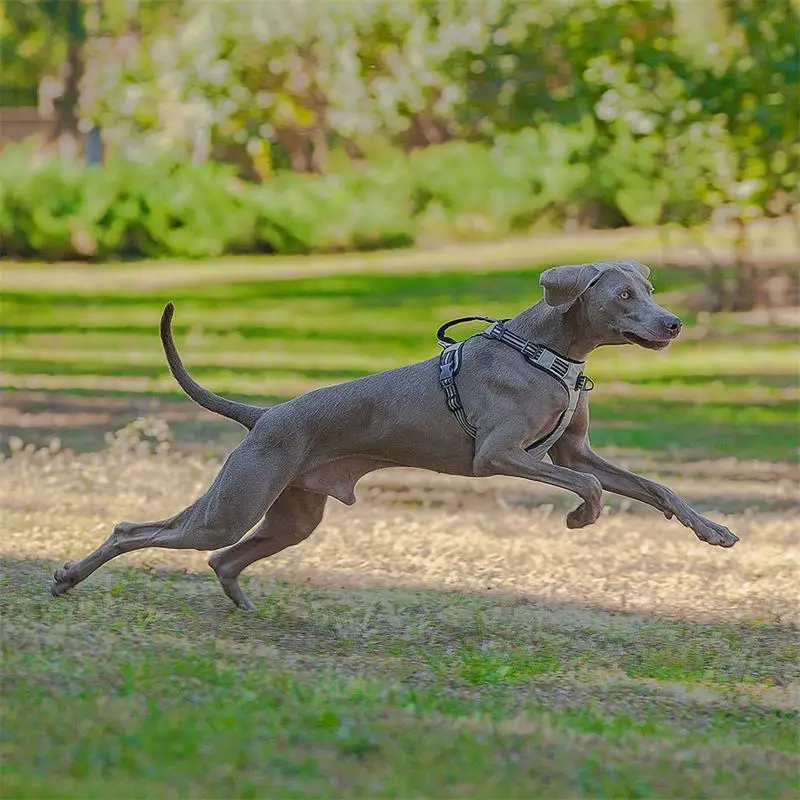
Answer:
[
  {"left": 437, "top": 319, "right": 593, "bottom": 459},
  {"left": 439, "top": 341, "right": 478, "bottom": 438}
]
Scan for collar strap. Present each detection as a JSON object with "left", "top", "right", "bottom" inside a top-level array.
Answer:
[{"left": 438, "top": 342, "right": 477, "bottom": 438}]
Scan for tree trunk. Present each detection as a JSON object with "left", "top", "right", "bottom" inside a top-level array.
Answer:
[
  {"left": 731, "top": 217, "right": 761, "bottom": 311},
  {"left": 47, "top": 0, "right": 87, "bottom": 160},
  {"left": 309, "top": 126, "right": 329, "bottom": 174},
  {"left": 404, "top": 112, "right": 450, "bottom": 151},
  {"left": 707, "top": 263, "right": 727, "bottom": 312},
  {"left": 685, "top": 228, "right": 729, "bottom": 311},
  {"left": 275, "top": 128, "right": 315, "bottom": 173},
  {"left": 51, "top": 39, "right": 84, "bottom": 154},
  {"left": 342, "top": 138, "right": 363, "bottom": 160}
]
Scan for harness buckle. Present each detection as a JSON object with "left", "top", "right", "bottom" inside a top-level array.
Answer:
[
  {"left": 439, "top": 362, "right": 454, "bottom": 383},
  {"left": 484, "top": 321, "right": 505, "bottom": 340}
]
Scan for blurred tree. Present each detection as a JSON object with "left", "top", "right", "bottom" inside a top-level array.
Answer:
[
  {"left": 46, "top": 0, "right": 87, "bottom": 146},
  {"left": 0, "top": 0, "right": 88, "bottom": 154},
  {"left": 660, "top": 0, "right": 800, "bottom": 310},
  {"left": 0, "top": 0, "right": 68, "bottom": 108},
  {"left": 700, "top": 0, "right": 799, "bottom": 310},
  {"left": 2, "top": 0, "right": 797, "bottom": 309}
]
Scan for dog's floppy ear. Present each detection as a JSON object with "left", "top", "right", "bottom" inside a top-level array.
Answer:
[
  {"left": 539, "top": 263, "right": 600, "bottom": 309},
  {"left": 624, "top": 261, "right": 651, "bottom": 279}
]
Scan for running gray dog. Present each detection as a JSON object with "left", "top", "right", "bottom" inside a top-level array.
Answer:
[{"left": 52, "top": 260, "right": 739, "bottom": 609}]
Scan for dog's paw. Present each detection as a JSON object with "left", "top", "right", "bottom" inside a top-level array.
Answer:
[
  {"left": 566, "top": 501, "right": 600, "bottom": 529},
  {"left": 566, "top": 478, "right": 602, "bottom": 529},
  {"left": 692, "top": 518, "right": 739, "bottom": 548},
  {"left": 237, "top": 595, "right": 257, "bottom": 612},
  {"left": 51, "top": 561, "right": 77, "bottom": 596}
]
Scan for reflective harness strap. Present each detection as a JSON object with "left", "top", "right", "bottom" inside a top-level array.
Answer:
[
  {"left": 438, "top": 342, "right": 477, "bottom": 438},
  {"left": 437, "top": 316, "right": 594, "bottom": 456},
  {"left": 524, "top": 374, "right": 584, "bottom": 459}
]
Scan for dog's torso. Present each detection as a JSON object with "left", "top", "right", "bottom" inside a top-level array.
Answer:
[{"left": 261, "top": 338, "right": 571, "bottom": 504}]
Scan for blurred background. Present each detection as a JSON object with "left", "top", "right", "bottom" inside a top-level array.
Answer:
[
  {"left": 0, "top": 0, "right": 798, "bottom": 457},
  {"left": 1, "top": 0, "right": 798, "bottom": 301}
]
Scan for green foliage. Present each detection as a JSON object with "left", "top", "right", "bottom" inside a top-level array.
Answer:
[
  {"left": 2, "top": 0, "right": 797, "bottom": 282},
  {"left": 251, "top": 167, "right": 417, "bottom": 254},
  {"left": 410, "top": 124, "right": 595, "bottom": 232},
  {"left": 0, "top": 126, "right": 674, "bottom": 260},
  {"left": 691, "top": 0, "right": 800, "bottom": 218},
  {"left": 0, "top": 0, "right": 69, "bottom": 107},
  {"left": 0, "top": 148, "right": 256, "bottom": 260},
  {"left": 0, "top": 145, "right": 421, "bottom": 260}
]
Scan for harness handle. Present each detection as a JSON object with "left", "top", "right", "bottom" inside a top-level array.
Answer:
[{"left": 436, "top": 315, "right": 506, "bottom": 348}]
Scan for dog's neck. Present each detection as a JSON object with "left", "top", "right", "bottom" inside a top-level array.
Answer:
[{"left": 506, "top": 300, "right": 600, "bottom": 362}]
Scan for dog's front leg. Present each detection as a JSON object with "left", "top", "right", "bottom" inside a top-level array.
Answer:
[
  {"left": 474, "top": 431, "right": 604, "bottom": 529},
  {"left": 551, "top": 443, "right": 739, "bottom": 548}
]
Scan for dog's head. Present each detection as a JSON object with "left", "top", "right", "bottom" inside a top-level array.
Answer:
[{"left": 539, "top": 261, "right": 682, "bottom": 350}]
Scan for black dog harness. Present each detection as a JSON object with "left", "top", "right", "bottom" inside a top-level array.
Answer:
[{"left": 437, "top": 316, "right": 594, "bottom": 459}]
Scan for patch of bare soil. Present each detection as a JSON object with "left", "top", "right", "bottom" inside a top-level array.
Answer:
[
  {"left": 0, "top": 390, "right": 203, "bottom": 430},
  {"left": 1, "top": 425, "right": 797, "bottom": 627}
]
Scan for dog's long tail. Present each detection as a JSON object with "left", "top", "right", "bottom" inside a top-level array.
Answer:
[{"left": 160, "top": 302, "right": 266, "bottom": 430}]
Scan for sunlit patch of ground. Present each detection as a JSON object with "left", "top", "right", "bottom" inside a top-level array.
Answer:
[{"left": 3, "top": 426, "right": 797, "bottom": 625}]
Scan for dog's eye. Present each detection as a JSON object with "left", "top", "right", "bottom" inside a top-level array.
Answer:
[{"left": 619, "top": 290, "right": 631, "bottom": 300}]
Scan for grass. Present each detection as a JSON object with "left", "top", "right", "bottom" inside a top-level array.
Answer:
[
  {"left": 2, "top": 554, "right": 798, "bottom": 798},
  {"left": 2, "top": 554, "right": 799, "bottom": 796},
  {"left": 1, "top": 253, "right": 798, "bottom": 461}
]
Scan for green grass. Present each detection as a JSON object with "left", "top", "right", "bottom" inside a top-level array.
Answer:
[
  {"left": 1, "top": 257, "right": 797, "bottom": 461},
  {"left": 2, "top": 562, "right": 798, "bottom": 799}
]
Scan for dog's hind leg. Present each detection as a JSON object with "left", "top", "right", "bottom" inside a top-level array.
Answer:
[
  {"left": 208, "top": 486, "right": 328, "bottom": 610},
  {"left": 51, "top": 434, "right": 299, "bottom": 597}
]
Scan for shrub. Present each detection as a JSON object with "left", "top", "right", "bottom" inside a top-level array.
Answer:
[
  {"left": 0, "top": 150, "right": 257, "bottom": 260},
  {"left": 0, "top": 146, "right": 419, "bottom": 261},
  {"left": 251, "top": 167, "right": 416, "bottom": 254},
  {"left": 0, "top": 122, "right": 723, "bottom": 262}
]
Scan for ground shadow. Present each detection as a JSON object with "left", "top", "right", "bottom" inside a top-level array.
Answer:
[{"left": 4, "top": 554, "right": 797, "bottom": 697}]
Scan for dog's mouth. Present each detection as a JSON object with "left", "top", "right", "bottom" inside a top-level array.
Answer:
[{"left": 620, "top": 331, "right": 672, "bottom": 350}]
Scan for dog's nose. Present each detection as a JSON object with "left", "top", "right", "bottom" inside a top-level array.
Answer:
[{"left": 664, "top": 315, "right": 682, "bottom": 335}]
